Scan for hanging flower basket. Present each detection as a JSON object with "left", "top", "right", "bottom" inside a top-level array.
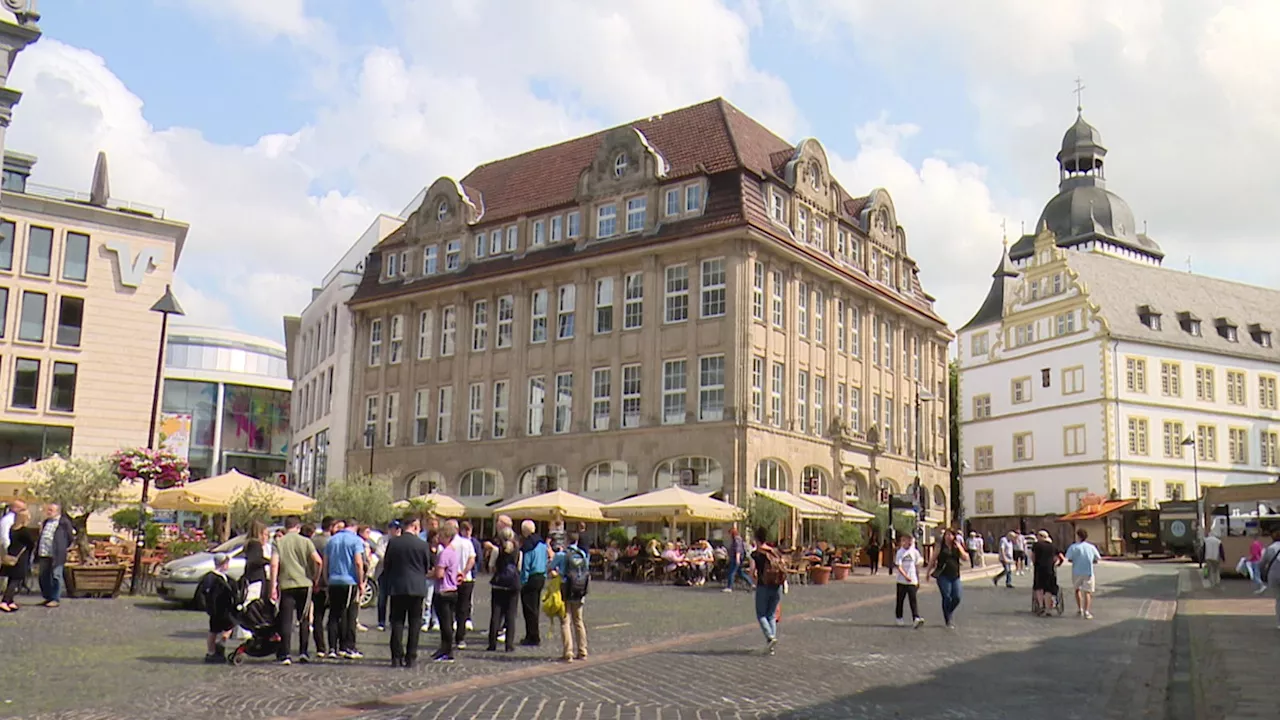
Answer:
[{"left": 112, "top": 448, "right": 190, "bottom": 492}]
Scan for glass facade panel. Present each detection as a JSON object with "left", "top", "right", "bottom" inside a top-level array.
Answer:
[{"left": 0, "top": 421, "right": 72, "bottom": 467}]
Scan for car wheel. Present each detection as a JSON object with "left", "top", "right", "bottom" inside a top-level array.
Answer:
[{"left": 359, "top": 578, "right": 377, "bottom": 609}]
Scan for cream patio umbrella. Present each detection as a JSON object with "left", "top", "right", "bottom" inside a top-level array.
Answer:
[
  {"left": 602, "top": 486, "right": 743, "bottom": 541},
  {"left": 392, "top": 491, "right": 468, "bottom": 518},
  {"left": 149, "top": 469, "right": 315, "bottom": 515},
  {"left": 0, "top": 456, "right": 142, "bottom": 504},
  {"left": 492, "top": 489, "right": 614, "bottom": 522}
]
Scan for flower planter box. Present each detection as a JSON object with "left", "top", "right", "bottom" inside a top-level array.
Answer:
[
  {"left": 65, "top": 564, "right": 127, "bottom": 598},
  {"left": 831, "top": 563, "right": 852, "bottom": 581},
  {"left": 808, "top": 565, "right": 832, "bottom": 585}
]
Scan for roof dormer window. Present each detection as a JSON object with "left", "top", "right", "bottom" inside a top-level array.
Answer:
[
  {"left": 613, "top": 152, "right": 628, "bottom": 178},
  {"left": 1249, "top": 324, "right": 1273, "bottom": 348},
  {"left": 1138, "top": 305, "right": 1161, "bottom": 331},
  {"left": 384, "top": 252, "right": 399, "bottom": 279},
  {"left": 437, "top": 200, "right": 448, "bottom": 222},
  {"left": 1215, "top": 318, "right": 1238, "bottom": 343},
  {"left": 1176, "top": 311, "right": 1201, "bottom": 337}
]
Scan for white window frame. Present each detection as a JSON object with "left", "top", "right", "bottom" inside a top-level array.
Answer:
[
  {"left": 474, "top": 233, "right": 487, "bottom": 259},
  {"left": 664, "top": 264, "right": 689, "bottom": 324},
  {"left": 625, "top": 196, "right": 646, "bottom": 233},
  {"left": 440, "top": 305, "right": 457, "bottom": 356},
  {"left": 698, "top": 354, "right": 725, "bottom": 422},
  {"left": 797, "top": 370, "right": 809, "bottom": 434},
  {"left": 445, "top": 239, "right": 461, "bottom": 271},
  {"left": 595, "top": 277, "right": 614, "bottom": 334},
  {"left": 797, "top": 206, "right": 808, "bottom": 240},
  {"left": 621, "top": 364, "right": 642, "bottom": 429},
  {"left": 557, "top": 284, "right": 576, "bottom": 340},
  {"left": 771, "top": 189, "right": 785, "bottom": 223},
  {"left": 505, "top": 225, "right": 517, "bottom": 253},
  {"left": 592, "top": 367, "right": 611, "bottom": 431},
  {"left": 530, "top": 289, "right": 549, "bottom": 343},
  {"left": 751, "top": 356, "right": 764, "bottom": 423},
  {"left": 435, "top": 386, "right": 453, "bottom": 443},
  {"left": 813, "top": 289, "right": 825, "bottom": 344},
  {"left": 423, "top": 245, "right": 438, "bottom": 275},
  {"left": 496, "top": 295, "right": 514, "bottom": 349},
  {"left": 770, "top": 362, "right": 785, "bottom": 428},
  {"left": 532, "top": 219, "right": 546, "bottom": 247},
  {"left": 527, "top": 376, "right": 546, "bottom": 436},
  {"left": 751, "top": 262, "right": 765, "bottom": 322},
  {"left": 797, "top": 282, "right": 809, "bottom": 337},
  {"left": 850, "top": 306, "right": 861, "bottom": 357},
  {"left": 567, "top": 211, "right": 581, "bottom": 239},
  {"left": 384, "top": 252, "right": 399, "bottom": 279},
  {"left": 771, "top": 270, "right": 784, "bottom": 327},
  {"left": 554, "top": 372, "right": 574, "bottom": 434},
  {"left": 665, "top": 188, "right": 680, "bottom": 217},
  {"left": 414, "top": 388, "right": 430, "bottom": 445},
  {"left": 471, "top": 300, "right": 488, "bottom": 352},
  {"left": 489, "top": 229, "right": 502, "bottom": 256},
  {"left": 623, "top": 272, "right": 643, "bottom": 330},
  {"left": 467, "top": 383, "right": 484, "bottom": 441},
  {"left": 384, "top": 392, "right": 398, "bottom": 447},
  {"left": 851, "top": 386, "right": 861, "bottom": 432},
  {"left": 836, "top": 299, "right": 846, "bottom": 352},
  {"left": 663, "top": 359, "right": 688, "bottom": 425},
  {"left": 685, "top": 183, "right": 702, "bottom": 212},
  {"left": 363, "top": 395, "right": 378, "bottom": 448},
  {"left": 550, "top": 215, "right": 563, "bottom": 243},
  {"left": 597, "top": 203, "right": 618, "bottom": 238},
  {"left": 389, "top": 314, "right": 404, "bottom": 364},
  {"left": 368, "top": 318, "right": 383, "bottom": 367},
  {"left": 492, "top": 380, "right": 509, "bottom": 439},
  {"left": 813, "top": 375, "right": 825, "bottom": 435},
  {"left": 700, "top": 257, "right": 726, "bottom": 318}
]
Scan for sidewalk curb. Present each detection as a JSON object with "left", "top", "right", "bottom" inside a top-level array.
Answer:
[{"left": 1166, "top": 568, "right": 1198, "bottom": 720}]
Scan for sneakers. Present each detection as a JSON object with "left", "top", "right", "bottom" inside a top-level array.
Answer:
[
  {"left": 912, "top": 617, "right": 925, "bottom": 629},
  {"left": 203, "top": 653, "right": 225, "bottom": 664},
  {"left": 895, "top": 617, "right": 905, "bottom": 627},
  {"left": 765, "top": 637, "right": 777, "bottom": 655},
  {"left": 455, "top": 641, "right": 467, "bottom": 650},
  {"left": 722, "top": 587, "right": 733, "bottom": 593},
  {"left": 1084, "top": 612, "right": 1094, "bottom": 620},
  {"left": 376, "top": 625, "right": 386, "bottom": 631},
  {"left": 356, "top": 622, "right": 369, "bottom": 632},
  {"left": 277, "top": 657, "right": 292, "bottom": 666},
  {"left": 945, "top": 622, "right": 956, "bottom": 630},
  {"left": 326, "top": 650, "right": 341, "bottom": 660},
  {"left": 1077, "top": 608, "right": 1085, "bottom": 617},
  {"left": 421, "top": 623, "right": 432, "bottom": 632},
  {"left": 343, "top": 650, "right": 364, "bottom": 660},
  {"left": 297, "top": 654, "right": 311, "bottom": 664},
  {"left": 465, "top": 620, "right": 474, "bottom": 631},
  {"left": 432, "top": 654, "right": 455, "bottom": 663}
]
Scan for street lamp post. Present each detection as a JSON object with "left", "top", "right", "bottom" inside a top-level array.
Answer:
[
  {"left": 129, "top": 285, "right": 184, "bottom": 596},
  {"left": 1181, "top": 435, "right": 1203, "bottom": 568}
]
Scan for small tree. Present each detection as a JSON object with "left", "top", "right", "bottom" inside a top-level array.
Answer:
[
  {"left": 740, "top": 495, "right": 788, "bottom": 543},
  {"left": 312, "top": 472, "right": 395, "bottom": 527},
  {"left": 400, "top": 496, "right": 438, "bottom": 524},
  {"left": 817, "top": 519, "right": 864, "bottom": 551},
  {"left": 28, "top": 457, "right": 122, "bottom": 558},
  {"left": 228, "top": 484, "right": 281, "bottom": 534}
]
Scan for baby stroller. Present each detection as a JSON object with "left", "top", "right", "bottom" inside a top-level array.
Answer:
[
  {"left": 1031, "top": 584, "right": 1065, "bottom": 616},
  {"left": 227, "top": 597, "right": 282, "bottom": 665}
]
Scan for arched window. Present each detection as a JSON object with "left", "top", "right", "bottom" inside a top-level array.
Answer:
[
  {"left": 801, "top": 466, "right": 829, "bottom": 496},
  {"left": 879, "top": 477, "right": 900, "bottom": 495},
  {"left": 933, "top": 486, "right": 947, "bottom": 511},
  {"left": 436, "top": 200, "right": 449, "bottom": 222},
  {"left": 653, "top": 456, "right": 723, "bottom": 491},
  {"left": 516, "top": 464, "right": 568, "bottom": 495},
  {"left": 404, "top": 470, "right": 446, "bottom": 500},
  {"left": 458, "top": 468, "right": 501, "bottom": 497},
  {"left": 583, "top": 461, "right": 637, "bottom": 497},
  {"left": 754, "top": 459, "right": 788, "bottom": 491},
  {"left": 613, "top": 152, "right": 628, "bottom": 177}
]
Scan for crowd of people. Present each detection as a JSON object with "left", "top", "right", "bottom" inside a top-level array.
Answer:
[{"left": 0, "top": 500, "right": 78, "bottom": 611}]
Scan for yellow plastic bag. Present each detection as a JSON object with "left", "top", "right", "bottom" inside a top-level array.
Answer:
[{"left": 542, "top": 576, "right": 565, "bottom": 619}]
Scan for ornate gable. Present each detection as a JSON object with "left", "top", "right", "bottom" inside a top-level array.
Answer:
[
  {"left": 579, "top": 127, "right": 669, "bottom": 200},
  {"left": 782, "top": 138, "right": 833, "bottom": 213},
  {"left": 392, "top": 176, "right": 482, "bottom": 247}
]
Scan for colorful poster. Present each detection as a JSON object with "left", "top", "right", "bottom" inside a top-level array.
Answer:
[{"left": 158, "top": 413, "right": 192, "bottom": 461}]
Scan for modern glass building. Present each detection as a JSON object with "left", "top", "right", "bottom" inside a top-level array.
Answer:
[{"left": 161, "top": 323, "right": 292, "bottom": 482}]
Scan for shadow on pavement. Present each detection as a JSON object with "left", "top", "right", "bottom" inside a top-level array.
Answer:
[{"left": 136, "top": 655, "right": 212, "bottom": 665}]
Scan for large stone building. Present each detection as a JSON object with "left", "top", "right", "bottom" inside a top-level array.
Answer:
[
  {"left": 958, "top": 111, "right": 1280, "bottom": 535},
  {"left": 346, "top": 98, "right": 952, "bottom": 528}
]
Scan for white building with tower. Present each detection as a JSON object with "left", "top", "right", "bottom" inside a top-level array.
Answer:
[{"left": 957, "top": 110, "right": 1280, "bottom": 536}]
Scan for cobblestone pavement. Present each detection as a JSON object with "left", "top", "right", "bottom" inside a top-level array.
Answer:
[
  {"left": 0, "top": 561, "right": 1178, "bottom": 720},
  {"left": 1175, "top": 569, "right": 1278, "bottom": 720}
]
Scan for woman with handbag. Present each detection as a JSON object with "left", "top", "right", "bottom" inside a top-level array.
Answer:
[
  {"left": 1, "top": 508, "right": 35, "bottom": 612},
  {"left": 929, "top": 528, "right": 969, "bottom": 629},
  {"left": 487, "top": 526, "right": 521, "bottom": 652}
]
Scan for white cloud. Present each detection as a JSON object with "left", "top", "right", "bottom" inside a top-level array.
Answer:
[{"left": 181, "top": 0, "right": 329, "bottom": 47}]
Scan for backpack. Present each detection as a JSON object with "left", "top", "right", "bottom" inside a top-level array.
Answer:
[
  {"left": 561, "top": 546, "right": 590, "bottom": 602},
  {"left": 758, "top": 546, "right": 789, "bottom": 586},
  {"left": 1262, "top": 547, "right": 1280, "bottom": 584}
]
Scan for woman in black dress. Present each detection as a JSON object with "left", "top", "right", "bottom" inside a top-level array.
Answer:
[
  {"left": 1, "top": 509, "right": 35, "bottom": 611},
  {"left": 242, "top": 521, "right": 271, "bottom": 601}
]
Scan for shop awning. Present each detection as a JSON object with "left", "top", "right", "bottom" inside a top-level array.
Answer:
[
  {"left": 754, "top": 488, "right": 838, "bottom": 519},
  {"left": 1059, "top": 499, "right": 1135, "bottom": 522},
  {"left": 149, "top": 469, "right": 315, "bottom": 515},
  {"left": 392, "top": 492, "right": 468, "bottom": 518},
  {"left": 493, "top": 490, "right": 614, "bottom": 522},
  {"left": 603, "top": 486, "right": 743, "bottom": 523},
  {"left": 800, "top": 493, "right": 876, "bottom": 523}
]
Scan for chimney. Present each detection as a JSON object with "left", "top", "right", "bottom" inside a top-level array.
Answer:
[{"left": 89, "top": 150, "right": 109, "bottom": 206}]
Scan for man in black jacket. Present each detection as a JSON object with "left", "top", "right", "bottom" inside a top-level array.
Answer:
[
  {"left": 381, "top": 516, "right": 432, "bottom": 668},
  {"left": 35, "top": 503, "right": 75, "bottom": 607}
]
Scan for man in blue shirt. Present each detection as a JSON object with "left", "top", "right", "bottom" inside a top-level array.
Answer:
[
  {"left": 324, "top": 519, "right": 366, "bottom": 659},
  {"left": 1065, "top": 528, "right": 1102, "bottom": 619},
  {"left": 518, "top": 520, "right": 548, "bottom": 646}
]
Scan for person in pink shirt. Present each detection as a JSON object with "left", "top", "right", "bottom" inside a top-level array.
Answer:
[
  {"left": 431, "top": 525, "right": 462, "bottom": 662},
  {"left": 1248, "top": 537, "right": 1267, "bottom": 594}
]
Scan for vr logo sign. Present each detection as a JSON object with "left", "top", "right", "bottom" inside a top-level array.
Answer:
[{"left": 104, "top": 240, "right": 160, "bottom": 288}]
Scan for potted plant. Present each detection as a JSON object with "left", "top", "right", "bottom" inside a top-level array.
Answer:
[
  {"left": 111, "top": 447, "right": 190, "bottom": 492},
  {"left": 28, "top": 456, "right": 129, "bottom": 598},
  {"left": 808, "top": 563, "right": 833, "bottom": 585}
]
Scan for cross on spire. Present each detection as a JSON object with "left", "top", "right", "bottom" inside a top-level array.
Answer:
[{"left": 1074, "top": 77, "right": 1086, "bottom": 115}]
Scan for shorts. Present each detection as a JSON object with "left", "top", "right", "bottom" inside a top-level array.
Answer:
[
  {"left": 1013, "top": 550, "right": 1026, "bottom": 562},
  {"left": 1072, "top": 574, "right": 1096, "bottom": 593},
  {"left": 209, "top": 613, "right": 235, "bottom": 634},
  {"left": 1033, "top": 569, "right": 1058, "bottom": 594}
]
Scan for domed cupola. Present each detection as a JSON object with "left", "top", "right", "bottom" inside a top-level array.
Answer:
[{"left": 1056, "top": 113, "right": 1106, "bottom": 190}]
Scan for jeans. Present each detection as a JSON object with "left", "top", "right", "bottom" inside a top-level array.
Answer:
[
  {"left": 994, "top": 561, "right": 1014, "bottom": 587},
  {"left": 277, "top": 587, "right": 311, "bottom": 659},
  {"left": 754, "top": 584, "right": 782, "bottom": 641},
  {"left": 1248, "top": 561, "right": 1263, "bottom": 591},
  {"left": 1206, "top": 559, "right": 1222, "bottom": 587},
  {"left": 327, "top": 584, "right": 358, "bottom": 653},
  {"left": 937, "top": 574, "right": 962, "bottom": 624},
  {"left": 726, "top": 559, "right": 754, "bottom": 590},
  {"left": 389, "top": 594, "right": 425, "bottom": 665},
  {"left": 455, "top": 581, "right": 475, "bottom": 643},
  {"left": 37, "top": 558, "right": 63, "bottom": 603},
  {"left": 434, "top": 590, "right": 458, "bottom": 657},
  {"left": 376, "top": 576, "right": 389, "bottom": 626},
  {"left": 421, "top": 578, "right": 438, "bottom": 627},
  {"left": 488, "top": 587, "right": 519, "bottom": 650},
  {"left": 520, "top": 574, "right": 545, "bottom": 644},
  {"left": 895, "top": 583, "right": 920, "bottom": 619}
]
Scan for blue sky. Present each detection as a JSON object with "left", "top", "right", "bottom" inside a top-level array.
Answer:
[{"left": 11, "top": 1, "right": 1280, "bottom": 338}]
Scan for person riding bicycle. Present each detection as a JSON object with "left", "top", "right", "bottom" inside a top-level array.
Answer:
[{"left": 1030, "top": 530, "right": 1064, "bottom": 616}]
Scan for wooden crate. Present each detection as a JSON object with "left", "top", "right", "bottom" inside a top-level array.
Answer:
[{"left": 65, "top": 564, "right": 127, "bottom": 598}]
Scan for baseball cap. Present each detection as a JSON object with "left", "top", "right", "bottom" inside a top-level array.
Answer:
[
  {"left": 389, "top": 519, "right": 403, "bottom": 530},
  {"left": 212, "top": 552, "right": 230, "bottom": 566}
]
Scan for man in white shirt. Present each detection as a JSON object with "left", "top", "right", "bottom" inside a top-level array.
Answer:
[
  {"left": 992, "top": 531, "right": 1016, "bottom": 588},
  {"left": 893, "top": 535, "right": 925, "bottom": 628},
  {"left": 446, "top": 519, "right": 477, "bottom": 648},
  {"left": 1203, "top": 531, "right": 1224, "bottom": 588}
]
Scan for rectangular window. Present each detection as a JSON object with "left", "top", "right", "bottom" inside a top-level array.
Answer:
[
  {"left": 771, "top": 270, "right": 784, "bottom": 327},
  {"left": 700, "top": 258, "right": 726, "bottom": 318},
  {"left": 796, "top": 206, "right": 808, "bottom": 240},
  {"left": 813, "top": 290, "right": 825, "bottom": 344},
  {"left": 911, "top": 336, "right": 921, "bottom": 379},
  {"left": 871, "top": 319, "right": 880, "bottom": 366},
  {"left": 850, "top": 306, "right": 861, "bottom": 357},
  {"left": 1012, "top": 377, "right": 1031, "bottom": 404},
  {"left": 423, "top": 245, "right": 438, "bottom": 275},
  {"left": 1262, "top": 431, "right": 1279, "bottom": 467},
  {"left": 550, "top": 216, "right": 563, "bottom": 243},
  {"left": 18, "top": 290, "right": 45, "bottom": 343},
  {"left": 594, "top": 277, "right": 614, "bottom": 334},
  {"left": 62, "top": 232, "right": 89, "bottom": 282},
  {"left": 1013, "top": 432, "right": 1033, "bottom": 461},
  {"left": 1196, "top": 424, "right": 1218, "bottom": 462},
  {"left": 55, "top": 296, "right": 83, "bottom": 347},
  {"left": 0, "top": 287, "right": 7, "bottom": 337},
  {"left": 836, "top": 300, "right": 846, "bottom": 352},
  {"left": 484, "top": 229, "right": 499, "bottom": 256},
  {"left": 471, "top": 300, "right": 488, "bottom": 352},
  {"left": 527, "top": 376, "right": 546, "bottom": 436},
  {"left": 440, "top": 305, "right": 457, "bottom": 356},
  {"left": 975, "top": 489, "right": 995, "bottom": 514},
  {"left": 1227, "top": 370, "right": 1247, "bottom": 406},
  {"left": 699, "top": 355, "right": 725, "bottom": 422},
  {"left": 532, "top": 219, "right": 546, "bottom": 247},
  {"left": 597, "top": 203, "right": 618, "bottom": 238},
  {"left": 1260, "top": 375, "right": 1278, "bottom": 410},
  {"left": 850, "top": 386, "right": 861, "bottom": 433},
  {"left": 797, "top": 370, "right": 809, "bottom": 434},
  {"left": 363, "top": 395, "right": 378, "bottom": 448},
  {"left": 884, "top": 322, "right": 894, "bottom": 371},
  {"left": 554, "top": 372, "right": 574, "bottom": 434},
  {"left": 445, "top": 239, "right": 461, "bottom": 271},
  {"left": 557, "top": 284, "right": 576, "bottom": 339},
  {"left": 25, "top": 226, "right": 52, "bottom": 277},
  {"left": 623, "top": 272, "right": 643, "bottom": 329},
  {"left": 530, "top": 289, "right": 548, "bottom": 343},
  {"left": 1125, "top": 357, "right": 1147, "bottom": 393},
  {"left": 625, "top": 196, "right": 646, "bottom": 233},
  {"left": 0, "top": 220, "right": 11, "bottom": 270},
  {"left": 417, "top": 310, "right": 434, "bottom": 360},
  {"left": 384, "top": 392, "right": 398, "bottom": 447},
  {"left": 974, "top": 447, "right": 994, "bottom": 471},
  {"left": 813, "top": 375, "right": 825, "bottom": 435},
  {"left": 506, "top": 225, "right": 518, "bottom": 252},
  {"left": 751, "top": 262, "right": 765, "bottom": 321},
  {"left": 493, "top": 295, "right": 514, "bottom": 349},
  {"left": 664, "top": 265, "right": 689, "bottom": 323},
  {"left": 771, "top": 189, "right": 785, "bottom": 223},
  {"left": 836, "top": 382, "right": 846, "bottom": 429},
  {"left": 435, "top": 386, "right": 453, "bottom": 443},
  {"left": 414, "top": 389, "right": 430, "bottom": 445},
  {"left": 1163, "top": 421, "right": 1186, "bottom": 459},
  {"left": 567, "top": 211, "right": 581, "bottom": 238},
  {"left": 663, "top": 359, "right": 688, "bottom": 424},
  {"left": 972, "top": 394, "right": 992, "bottom": 419},
  {"left": 468, "top": 383, "right": 484, "bottom": 441},
  {"left": 665, "top": 188, "right": 680, "bottom": 217},
  {"left": 1195, "top": 366, "right": 1215, "bottom": 401},
  {"left": 1165, "top": 482, "right": 1186, "bottom": 502},
  {"left": 1057, "top": 366, "right": 1083, "bottom": 394},
  {"left": 1127, "top": 417, "right": 1150, "bottom": 455},
  {"left": 770, "top": 363, "right": 784, "bottom": 428},
  {"left": 797, "top": 282, "right": 808, "bottom": 337},
  {"left": 1064, "top": 425, "right": 1086, "bottom": 456},
  {"left": 884, "top": 402, "right": 894, "bottom": 454},
  {"left": 1014, "top": 492, "right": 1036, "bottom": 515},
  {"left": 591, "top": 368, "right": 611, "bottom": 431},
  {"left": 388, "top": 314, "right": 404, "bottom": 364},
  {"left": 492, "top": 380, "right": 510, "bottom": 439},
  {"left": 812, "top": 218, "right": 825, "bottom": 250},
  {"left": 685, "top": 184, "right": 702, "bottom": 212},
  {"left": 751, "top": 356, "right": 764, "bottom": 422},
  {"left": 622, "top": 364, "right": 641, "bottom": 429},
  {"left": 1228, "top": 427, "right": 1248, "bottom": 464},
  {"left": 45, "top": 361, "right": 77, "bottom": 413},
  {"left": 474, "top": 233, "right": 487, "bottom": 259},
  {"left": 1130, "top": 480, "right": 1152, "bottom": 510}
]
